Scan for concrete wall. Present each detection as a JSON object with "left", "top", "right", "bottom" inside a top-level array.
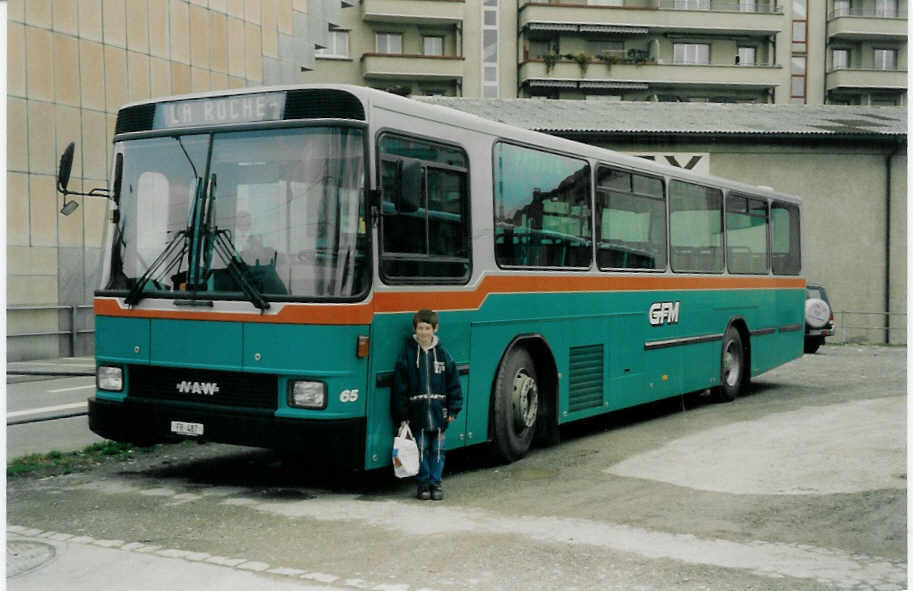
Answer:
[{"left": 7, "top": 0, "right": 338, "bottom": 361}]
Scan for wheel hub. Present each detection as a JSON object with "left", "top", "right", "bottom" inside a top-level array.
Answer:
[
  {"left": 512, "top": 369, "right": 538, "bottom": 431},
  {"left": 724, "top": 342, "right": 741, "bottom": 387}
]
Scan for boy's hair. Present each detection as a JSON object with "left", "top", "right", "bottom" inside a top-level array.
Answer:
[{"left": 412, "top": 309, "right": 439, "bottom": 328}]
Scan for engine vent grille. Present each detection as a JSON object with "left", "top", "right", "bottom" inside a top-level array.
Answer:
[{"left": 568, "top": 345, "right": 604, "bottom": 413}]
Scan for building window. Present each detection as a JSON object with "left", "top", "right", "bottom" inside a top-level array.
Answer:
[
  {"left": 875, "top": 0, "right": 897, "bottom": 17},
  {"left": 739, "top": 0, "right": 757, "bottom": 12},
  {"left": 792, "top": 0, "right": 807, "bottom": 52},
  {"left": 674, "top": 43, "right": 710, "bottom": 65},
  {"left": 589, "top": 0, "right": 624, "bottom": 5},
  {"left": 423, "top": 36, "right": 444, "bottom": 56},
  {"left": 376, "top": 33, "right": 403, "bottom": 54},
  {"left": 737, "top": 46, "right": 756, "bottom": 65},
  {"left": 316, "top": 31, "right": 349, "bottom": 58},
  {"left": 791, "top": 56, "right": 806, "bottom": 102},
  {"left": 833, "top": 0, "right": 850, "bottom": 15},
  {"left": 874, "top": 48, "right": 898, "bottom": 70},
  {"left": 482, "top": 1, "right": 499, "bottom": 98},
  {"left": 832, "top": 48, "right": 849, "bottom": 69},
  {"left": 674, "top": 0, "right": 711, "bottom": 9}
]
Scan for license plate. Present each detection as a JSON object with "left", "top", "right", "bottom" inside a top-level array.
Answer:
[{"left": 170, "top": 421, "right": 204, "bottom": 436}]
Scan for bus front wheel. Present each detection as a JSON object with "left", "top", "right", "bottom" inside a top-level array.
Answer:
[
  {"left": 715, "top": 326, "right": 745, "bottom": 402},
  {"left": 492, "top": 346, "right": 539, "bottom": 463}
]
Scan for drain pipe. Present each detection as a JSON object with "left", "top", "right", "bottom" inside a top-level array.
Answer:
[{"left": 883, "top": 140, "right": 900, "bottom": 344}]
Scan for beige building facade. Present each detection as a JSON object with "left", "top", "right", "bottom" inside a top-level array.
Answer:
[
  {"left": 307, "top": 0, "right": 906, "bottom": 105},
  {"left": 5, "top": 0, "right": 907, "bottom": 360},
  {"left": 7, "top": 0, "right": 343, "bottom": 360}
]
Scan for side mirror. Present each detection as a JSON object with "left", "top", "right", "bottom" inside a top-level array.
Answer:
[
  {"left": 397, "top": 160, "right": 423, "bottom": 213},
  {"left": 57, "top": 142, "right": 75, "bottom": 193}
]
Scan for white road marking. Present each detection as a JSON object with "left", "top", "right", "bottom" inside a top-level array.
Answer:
[
  {"left": 47, "top": 384, "right": 96, "bottom": 393},
  {"left": 7, "top": 401, "right": 88, "bottom": 419}
]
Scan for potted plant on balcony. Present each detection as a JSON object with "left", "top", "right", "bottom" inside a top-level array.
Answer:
[
  {"left": 626, "top": 48, "right": 650, "bottom": 65},
  {"left": 543, "top": 50, "right": 561, "bottom": 74},
  {"left": 565, "top": 51, "right": 591, "bottom": 75},
  {"left": 596, "top": 51, "right": 621, "bottom": 71}
]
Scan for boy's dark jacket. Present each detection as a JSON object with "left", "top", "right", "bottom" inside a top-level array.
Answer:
[{"left": 392, "top": 335, "right": 463, "bottom": 432}]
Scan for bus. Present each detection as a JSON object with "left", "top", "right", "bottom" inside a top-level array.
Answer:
[{"left": 56, "top": 84, "right": 805, "bottom": 469}]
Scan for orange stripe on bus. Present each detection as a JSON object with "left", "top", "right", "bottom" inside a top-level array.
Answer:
[{"left": 94, "top": 275, "right": 806, "bottom": 324}]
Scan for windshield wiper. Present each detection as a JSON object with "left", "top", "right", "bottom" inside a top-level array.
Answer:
[
  {"left": 210, "top": 230, "right": 270, "bottom": 311},
  {"left": 124, "top": 229, "right": 188, "bottom": 307}
]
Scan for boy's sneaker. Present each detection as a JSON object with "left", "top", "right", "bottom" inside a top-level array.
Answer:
[
  {"left": 430, "top": 486, "right": 444, "bottom": 501},
  {"left": 416, "top": 486, "right": 431, "bottom": 501}
]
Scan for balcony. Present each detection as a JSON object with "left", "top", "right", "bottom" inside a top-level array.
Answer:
[
  {"left": 361, "top": 54, "right": 465, "bottom": 80},
  {"left": 827, "top": 9, "right": 907, "bottom": 40},
  {"left": 362, "top": 0, "right": 464, "bottom": 24},
  {"left": 826, "top": 67, "right": 907, "bottom": 91},
  {"left": 520, "top": 0, "right": 783, "bottom": 36},
  {"left": 519, "top": 59, "right": 782, "bottom": 89}
]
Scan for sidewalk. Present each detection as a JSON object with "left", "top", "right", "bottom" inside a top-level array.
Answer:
[
  {"left": 6, "top": 357, "right": 95, "bottom": 384},
  {"left": 7, "top": 531, "right": 340, "bottom": 591}
]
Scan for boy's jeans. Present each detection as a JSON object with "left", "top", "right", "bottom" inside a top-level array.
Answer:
[{"left": 416, "top": 429, "right": 445, "bottom": 488}]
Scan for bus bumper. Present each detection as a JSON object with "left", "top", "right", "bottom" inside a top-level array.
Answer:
[{"left": 88, "top": 397, "right": 367, "bottom": 468}]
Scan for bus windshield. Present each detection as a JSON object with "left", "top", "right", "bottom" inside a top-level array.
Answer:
[{"left": 105, "top": 125, "right": 369, "bottom": 301}]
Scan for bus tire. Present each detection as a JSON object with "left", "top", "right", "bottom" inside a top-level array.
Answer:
[
  {"left": 492, "top": 346, "right": 539, "bottom": 463},
  {"left": 715, "top": 326, "right": 744, "bottom": 402}
]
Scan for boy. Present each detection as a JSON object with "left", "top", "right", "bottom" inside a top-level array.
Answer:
[{"left": 392, "top": 309, "right": 463, "bottom": 501}]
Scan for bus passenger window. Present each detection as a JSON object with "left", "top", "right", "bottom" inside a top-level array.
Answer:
[
  {"left": 669, "top": 180, "right": 724, "bottom": 273},
  {"left": 726, "top": 194, "right": 769, "bottom": 275},
  {"left": 771, "top": 201, "right": 801, "bottom": 275},
  {"left": 596, "top": 167, "right": 666, "bottom": 271},
  {"left": 494, "top": 143, "right": 592, "bottom": 269}
]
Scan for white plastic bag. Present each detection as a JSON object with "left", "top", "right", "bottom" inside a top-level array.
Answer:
[{"left": 392, "top": 422, "right": 420, "bottom": 478}]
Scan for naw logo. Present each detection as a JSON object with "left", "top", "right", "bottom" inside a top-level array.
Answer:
[{"left": 176, "top": 381, "right": 221, "bottom": 396}]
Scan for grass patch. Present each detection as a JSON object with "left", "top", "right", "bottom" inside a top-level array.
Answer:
[{"left": 7, "top": 441, "right": 160, "bottom": 478}]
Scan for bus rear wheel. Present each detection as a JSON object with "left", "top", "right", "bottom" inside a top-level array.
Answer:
[
  {"left": 492, "top": 347, "right": 539, "bottom": 463},
  {"left": 715, "top": 326, "right": 744, "bottom": 402}
]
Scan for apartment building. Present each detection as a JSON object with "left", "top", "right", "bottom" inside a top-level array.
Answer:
[{"left": 308, "top": 0, "right": 906, "bottom": 105}]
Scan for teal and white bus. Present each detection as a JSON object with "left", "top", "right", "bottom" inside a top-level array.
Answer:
[{"left": 58, "top": 85, "right": 805, "bottom": 469}]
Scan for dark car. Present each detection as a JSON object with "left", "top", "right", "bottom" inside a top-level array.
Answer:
[{"left": 805, "top": 283, "right": 835, "bottom": 353}]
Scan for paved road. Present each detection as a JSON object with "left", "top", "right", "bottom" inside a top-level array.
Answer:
[
  {"left": 7, "top": 358, "right": 104, "bottom": 458},
  {"left": 6, "top": 346, "right": 908, "bottom": 590}
]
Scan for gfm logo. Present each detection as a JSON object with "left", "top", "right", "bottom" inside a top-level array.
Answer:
[
  {"left": 176, "top": 381, "right": 220, "bottom": 396},
  {"left": 649, "top": 301, "right": 680, "bottom": 326}
]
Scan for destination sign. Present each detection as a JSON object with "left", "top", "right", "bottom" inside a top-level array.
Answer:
[{"left": 153, "top": 92, "right": 286, "bottom": 129}]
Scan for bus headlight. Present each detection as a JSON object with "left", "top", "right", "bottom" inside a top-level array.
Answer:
[
  {"left": 288, "top": 381, "right": 327, "bottom": 409},
  {"left": 97, "top": 365, "right": 124, "bottom": 391}
]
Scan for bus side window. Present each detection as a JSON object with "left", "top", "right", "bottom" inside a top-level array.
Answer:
[
  {"left": 726, "top": 194, "right": 769, "bottom": 275},
  {"left": 771, "top": 201, "right": 801, "bottom": 275},
  {"left": 669, "top": 180, "right": 724, "bottom": 273},
  {"left": 378, "top": 134, "right": 471, "bottom": 282},
  {"left": 493, "top": 142, "right": 592, "bottom": 269},
  {"left": 595, "top": 167, "right": 666, "bottom": 271}
]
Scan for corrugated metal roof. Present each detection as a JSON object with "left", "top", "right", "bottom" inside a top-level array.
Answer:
[{"left": 416, "top": 98, "right": 907, "bottom": 138}]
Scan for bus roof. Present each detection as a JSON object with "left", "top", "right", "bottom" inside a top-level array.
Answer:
[{"left": 117, "top": 84, "right": 802, "bottom": 205}]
